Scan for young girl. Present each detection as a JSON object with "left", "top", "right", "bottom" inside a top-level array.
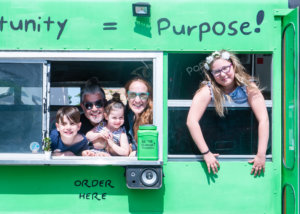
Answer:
[
  {"left": 186, "top": 50, "right": 269, "bottom": 176},
  {"left": 84, "top": 93, "right": 130, "bottom": 156}
]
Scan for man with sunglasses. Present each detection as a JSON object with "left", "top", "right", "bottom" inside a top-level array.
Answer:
[{"left": 79, "top": 77, "right": 106, "bottom": 136}]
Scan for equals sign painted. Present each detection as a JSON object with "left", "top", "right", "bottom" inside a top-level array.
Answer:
[{"left": 103, "top": 22, "right": 117, "bottom": 30}]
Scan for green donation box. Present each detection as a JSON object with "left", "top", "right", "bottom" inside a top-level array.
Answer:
[{"left": 137, "top": 125, "right": 159, "bottom": 160}]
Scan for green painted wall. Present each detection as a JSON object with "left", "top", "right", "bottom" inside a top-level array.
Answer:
[
  {"left": 0, "top": 162, "right": 280, "bottom": 214},
  {"left": 0, "top": 0, "right": 286, "bottom": 51},
  {"left": 0, "top": 0, "right": 296, "bottom": 213},
  {"left": 281, "top": 8, "right": 299, "bottom": 214}
]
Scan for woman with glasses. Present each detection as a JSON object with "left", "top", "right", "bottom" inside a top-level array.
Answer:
[
  {"left": 187, "top": 50, "right": 269, "bottom": 176},
  {"left": 124, "top": 77, "right": 153, "bottom": 156}
]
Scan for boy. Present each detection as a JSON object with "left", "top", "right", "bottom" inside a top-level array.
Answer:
[{"left": 50, "top": 106, "right": 89, "bottom": 156}]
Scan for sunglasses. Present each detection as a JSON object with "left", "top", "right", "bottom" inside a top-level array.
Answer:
[
  {"left": 83, "top": 99, "right": 105, "bottom": 110},
  {"left": 211, "top": 63, "right": 232, "bottom": 77},
  {"left": 127, "top": 91, "right": 149, "bottom": 101}
]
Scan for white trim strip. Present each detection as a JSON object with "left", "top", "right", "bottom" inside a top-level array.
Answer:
[
  {"left": 0, "top": 51, "right": 162, "bottom": 61},
  {"left": 168, "top": 99, "right": 273, "bottom": 108},
  {"left": 168, "top": 154, "right": 272, "bottom": 161}
]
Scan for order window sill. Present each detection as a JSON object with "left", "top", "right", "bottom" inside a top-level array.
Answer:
[{"left": 0, "top": 154, "right": 163, "bottom": 166}]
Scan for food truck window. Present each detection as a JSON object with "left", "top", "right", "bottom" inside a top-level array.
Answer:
[
  {"left": 168, "top": 53, "right": 272, "bottom": 158},
  {"left": 0, "top": 52, "right": 163, "bottom": 166},
  {"left": 49, "top": 61, "right": 153, "bottom": 129},
  {"left": 0, "top": 63, "right": 43, "bottom": 153}
]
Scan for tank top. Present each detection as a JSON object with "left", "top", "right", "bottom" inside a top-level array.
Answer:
[{"left": 206, "top": 81, "right": 248, "bottom": 104}]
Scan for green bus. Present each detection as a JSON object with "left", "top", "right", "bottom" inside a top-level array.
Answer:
[{"left": 0, "top": 0, "right": 298, "bottom": 213}]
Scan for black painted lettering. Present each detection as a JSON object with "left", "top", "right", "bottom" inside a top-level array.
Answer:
[
  {"left": 10, "top": 20, "right": 23, "bottom": 31},
  {"left": 79, "top": 193, "right": 85, "bottom": 199},
  {"left": 0, "top": 16, "right": 8, "bottom": 31},
  {"left": 43, "top": 16, "right": 54, "bottom": 31},
  {"left": 86, "top": 193, "right": 90, "bottom": 199},
  {"left": 99, "top": 180, "right": 104, "bottom": 187},
  {"left": 212, "top": 21, "right": 225, "bottom": 35},
  {"left": 92, "top": 180, "right": 98, "bottom": 187},
  {"left": 187, "top": 25, "right": 197, "bottom": 36},
  {"left": 102, "top": 193, "right": 107, "bottom": 199},
  {"left": 228, "top": 21, "right": 238, "bottom": 36},
  {"left": 57, "top": 19, "right": 67, "bottom": 40},
  {"left": 38, "top": 16, "right": 41, "bottom": 31},
  {"left": 199, "top": 22, "right": 210, "bottom": 42},
  {"left": 240, "top": 22, "right": 251, "bottom": 35},
  {"left": 82, "top": 179, "right": 91, "bottom": 187},
  {"left": 74, "top": 180, "right": 81, "bottom": 187},
  {"left": 105, "top": 180, "right": 114, "bottom": 188},
  {"left": 173, "top": 25, "right": 185, "bottom": 35},
  {"left": 157, "top": 18, "right": 170, "bottom": 35},
  {"left": 25, "top": 19, "right": 36, "bottom": 32},
  {"left": 93, "top": 193, "right": 101, "bottom": 201}
]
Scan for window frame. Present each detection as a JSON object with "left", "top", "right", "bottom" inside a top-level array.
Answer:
[
  {"left": 167, "top": 53, "right": 273, "bottom": 161},
  {"left": 0, "top": 51, "right": 163, "bottom": 166}
]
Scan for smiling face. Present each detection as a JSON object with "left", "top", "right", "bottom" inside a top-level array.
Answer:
[
  {"left": 105, "top": 108, "right": 125, "bottom": 131},
  {"left": 127, "top": 80, "right": 149, "bottom": 117},
  {"left": 80, "top": 93, "right": 104, "bottom": 126},
  {"left": 211, "top": 58, "right": 235, "bottom": 92},
  {"left": 56, "top": 116, "right": 81, "bottom": 142}
]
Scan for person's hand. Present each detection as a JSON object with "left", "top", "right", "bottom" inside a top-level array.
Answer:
[
  {"left": 95, "top": 151, "right": 111, "bottom": 157},
  {"left": 52, "top": 151, "right": 75, "bottom": 156},
  {"left": 99, "top": 130, "right": 110, "bottom": 140},
  {"left": 106, "top": 133, "right": 114, "bottom": 145},
  {"left": 203, "top": 152, "right": 220, "bottom": 174},
  {"left": 129, "top": 151, "right": 136, "bottom": 157},
  {"left": 82, "top": 150, "right": 96, "bottom": 156},
  {"left": 248, "top": 154, "right": 266, "bottom": 176}
]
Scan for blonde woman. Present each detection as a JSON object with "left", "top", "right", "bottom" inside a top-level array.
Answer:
[{"left": 186, "top": 50, "right": 269, "bottom": 176}]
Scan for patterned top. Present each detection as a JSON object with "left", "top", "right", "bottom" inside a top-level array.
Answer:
[
  {"left": 206, "top": 81, "right": 248, "bottom": 104},
  {"left": 95, "top": 121, "right": 126, "bottom": 146}
]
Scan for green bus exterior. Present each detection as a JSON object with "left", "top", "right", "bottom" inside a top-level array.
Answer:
[{"left": 0, "top": 0, "right": 299, "bottom": 213}]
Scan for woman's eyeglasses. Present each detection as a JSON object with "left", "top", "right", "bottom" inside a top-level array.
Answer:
[
  {"left": 211, "top": 64, "right": 232, "bottom": 77},
  {"left": 84, "top": 99, "right": 105, "bottom": 110},
  {"left": 127, "top": 91, "right": 149, "bottom": 101}
]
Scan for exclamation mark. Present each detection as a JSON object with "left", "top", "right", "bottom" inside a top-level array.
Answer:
[{"left": 255, "top": 10, "right": 264, "bottom": 33}]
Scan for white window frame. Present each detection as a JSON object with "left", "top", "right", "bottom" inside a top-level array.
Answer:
[{"left": 0, "top": 51, "right": 163, "bottom": 166}]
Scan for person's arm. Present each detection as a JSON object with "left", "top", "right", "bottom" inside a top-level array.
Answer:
[
  {"left": 52, "top": 151, "right": 75, "bottom": 156},
  {"left": 107, "top": 132, "right": 130, "bottom": 156},
  {"left": 86, "top": 127, "right": 109, "bottom": 142},
  {"left": 247, "top": 84, "right": 269, "bottom": 176},
  {"left": 186, "top": 86, "right": 220, "bottom": 174}
]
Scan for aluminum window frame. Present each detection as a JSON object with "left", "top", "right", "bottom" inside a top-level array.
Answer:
[{"left": 0, "top": 51, "right": 163, "bottom": 166}]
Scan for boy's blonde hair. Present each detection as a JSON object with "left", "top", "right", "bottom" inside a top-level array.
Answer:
[
  {"left": 56, "top": 106, "right": 81, "bottom": 124},
  {"left": 200, "top": 50, "right": 259, "bottom": 117}
]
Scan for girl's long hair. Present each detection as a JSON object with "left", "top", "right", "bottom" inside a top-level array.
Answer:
[
  {"left": 125, "top": 77, "right": 153, "bottom": 141},
  {"left": 200, "top": 50, "right": 259, "bottom": 117}
]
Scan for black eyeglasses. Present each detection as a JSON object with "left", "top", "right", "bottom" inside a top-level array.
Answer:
[
  {"left": 83, "top": 99, "right": 105, "bottom": 110},
  {"left": 211, "top": 64, "right": 232, "bottom": 77}
]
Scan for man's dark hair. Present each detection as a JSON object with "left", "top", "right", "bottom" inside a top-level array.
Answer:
[{"left": 80, "top": 77, "right": 106, "bottom": 103}]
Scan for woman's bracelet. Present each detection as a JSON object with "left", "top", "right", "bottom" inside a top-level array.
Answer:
[{"left": 202, "top": 149, "right": 210, "bottom": 155}]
